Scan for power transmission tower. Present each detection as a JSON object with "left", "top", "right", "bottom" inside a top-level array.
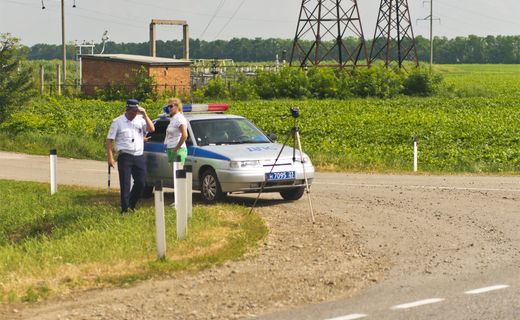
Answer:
[
  {"left": 290, "top": 0, "right": 369, "bottom": 68},
  {"left": 369, "top": 0, "right": 419, "bottom": 69},
  {"left": 417, "top": 0, "right": 440, "bottom": 72}
]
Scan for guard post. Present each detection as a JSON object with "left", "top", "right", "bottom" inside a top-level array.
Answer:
[
  {"left": 185, "top": 165, "right": 193, "bottom": 218},
  {"left": 50, "top": 149, "right": 57, "bottom": 194},
  {"left": 175, "top": 169, "right": 187, "bottom": 240},
  {"left": 154, "top": 180, "right": 166, "bottom": 260}
]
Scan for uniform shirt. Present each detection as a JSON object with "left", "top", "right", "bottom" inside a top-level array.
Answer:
[
  {"left": 107, "top": 114, "right": 147, "bottom": 156},
  {"left": 164, "top": 113, "right": 188, "bottom": 149}
]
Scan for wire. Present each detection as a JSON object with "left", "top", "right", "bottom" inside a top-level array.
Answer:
[
  {"left": 436, "top": 0, "right": 520, "bottom": 27},
  {"left": 214, "top": 0, "right": 247, "bottom": 39},
  {"left": 199, "top": 0, "right": 227, "bottom": 39}
]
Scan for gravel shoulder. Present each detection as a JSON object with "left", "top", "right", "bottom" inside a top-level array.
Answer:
[{"left": 2, "top": 164, "right": 520, "bottom": 319}]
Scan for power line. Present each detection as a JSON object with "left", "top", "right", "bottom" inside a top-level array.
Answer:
[
  {"left": 213, "top": 0, "right": 246, "bottom": 40},
  {"left": 199, "top": 0, "right": 226, "bottom": 39}
]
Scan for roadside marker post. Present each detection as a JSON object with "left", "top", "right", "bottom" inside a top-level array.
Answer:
[
  {"left": 185, "top": 165, "right": 193, "bottom": 218},
  {"left": 175, "top": 169, "right": 188, "bottom": 240},
  {"left": 50, "top": 149, "right": 57, "bottom": 194},
  {"left": 173, "top": 155, "right": 182, "bottom": 196},
  {"left": 413, "top": 137, "right": 418, "bottom": 172},
  {"left": 154, "top": 180, "right": 167, "bottom": 260}
]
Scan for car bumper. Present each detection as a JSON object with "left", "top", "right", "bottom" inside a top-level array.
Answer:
[{"left": 216, "top": 164, "right": 314, "bottom": 193}]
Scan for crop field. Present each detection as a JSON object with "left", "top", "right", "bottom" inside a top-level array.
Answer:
[
  {"left": 435, "top": 64, "right": 520, "bottom": 97},
  {"left": 2, "top": 64, "right": 520, "bottom": 173}
]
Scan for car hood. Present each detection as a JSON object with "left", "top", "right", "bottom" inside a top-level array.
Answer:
[{"left": 191, "top": 143, "right": 309, "bottom": 163}]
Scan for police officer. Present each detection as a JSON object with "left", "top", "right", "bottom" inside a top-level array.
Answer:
[{"left": 106, "top": 99, "right": 155, "bottom": 213}]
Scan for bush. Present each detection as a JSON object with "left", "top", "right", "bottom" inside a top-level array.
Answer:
[
  {"left": 346, "top": 66, "right": 403, "bottom": 98},
  {"left": 253, "top": 70, "right": 279, "bottom": 99},
  {"left": 403, "top": 68, "right": 443, "bottom": 96},
  {"left": 276, "top": 67, "right": 310, "bottom": 99},
  {"left": 230, "top": 76, "right": 259, "bottom": 100},
  {"left": 307, "top": 67, "right": 338, "bottom": 99},
  {"left": 0, "top": 34, "right": 36, "bottom": 122},
  {"left": 204, "top": 77, "right": 230, "bottom": 99},
  {"left": 194, "top": 65, "right": 443, "bottom": 101},
  {"left": 93, "top": 66, "right": 158, "bottom": 101}
]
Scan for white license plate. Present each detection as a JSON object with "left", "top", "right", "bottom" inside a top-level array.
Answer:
[{"left": 266, "top": 171, "right": 295, "bottom": 181}]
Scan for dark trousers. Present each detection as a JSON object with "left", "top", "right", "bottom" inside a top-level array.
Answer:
[{"left": 117, "top": 153, "right": 146, "bottom": 212}]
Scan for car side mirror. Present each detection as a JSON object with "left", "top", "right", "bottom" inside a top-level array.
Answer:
[{"left": 268, "top": 133, "right": 277, "bottom": 142}]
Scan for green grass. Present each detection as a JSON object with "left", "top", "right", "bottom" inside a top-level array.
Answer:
[
  {"left": 0, "top": 180, "right": 268, "bottom": 303},
  {"left": 0, "top": 131, "right": 105, "bottom": 160}
]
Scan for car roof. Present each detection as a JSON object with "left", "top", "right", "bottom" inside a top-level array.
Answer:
[{"left": 155, "top": 113, "right": 245, "bottom": 122}]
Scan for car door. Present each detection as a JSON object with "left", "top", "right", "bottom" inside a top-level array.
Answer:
[{"left": 144, "top": 119, "right": 171, "bottom": 187}]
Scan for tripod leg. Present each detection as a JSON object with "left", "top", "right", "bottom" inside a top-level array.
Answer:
[
  {"left": 248, "top": 129, "right": 292, "bottom": 215},
  {"left": 295, "top": 131, "right": 315, "bottom": 223}
]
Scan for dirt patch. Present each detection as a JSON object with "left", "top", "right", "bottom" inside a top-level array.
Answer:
[{"left": 1, "top": 197, "right": 387, "bottom": 320}]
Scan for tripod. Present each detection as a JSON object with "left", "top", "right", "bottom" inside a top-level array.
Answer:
[{"left": 249, "top": 109, "right": 315, "bottom": 223}]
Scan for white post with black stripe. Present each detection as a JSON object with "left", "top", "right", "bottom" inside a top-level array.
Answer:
[
  {"left": 185, "top": 165, "right": 193, "bottom": 218},
  {"left": 413, "top": 137, "right": 418, "bottom": 172},
  {"left": 173, "top": 155, "right": 182, "bottom": 195},
  {"left": 154, "top": 180, "right": 166, "bottom": 260},
  {"left": 50, "top": 149, "right": 57, "bottom": 194},
  {"left": 175, "top": 169, "right": 188, "bottom": 240}
]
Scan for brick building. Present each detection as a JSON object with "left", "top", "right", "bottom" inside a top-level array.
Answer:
[{"left": 81, "top": 54, "right": 191, "bottom": 96}]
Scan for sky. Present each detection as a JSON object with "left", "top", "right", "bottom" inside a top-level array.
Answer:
[{"left": 1, "top": 0, "right": 520, "bottom": 47}]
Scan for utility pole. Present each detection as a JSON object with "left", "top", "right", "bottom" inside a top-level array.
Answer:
[
  {"left": 418, "top": 0, "right": 440, "bottom": 72},
  {"left": 61, "top": 0, "right": 66, "bottom": 88},
  {"left": 42, "top": 0, "right": 75, "bottom": 89}
]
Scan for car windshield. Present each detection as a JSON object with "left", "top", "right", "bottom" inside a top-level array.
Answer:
[{"left": 190, "top": 118, "right": 271, "bottom": 146}]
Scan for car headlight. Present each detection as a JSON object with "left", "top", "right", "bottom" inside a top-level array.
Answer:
[{"left": 229, "top": 160, "right": 262, "bottom": 169}]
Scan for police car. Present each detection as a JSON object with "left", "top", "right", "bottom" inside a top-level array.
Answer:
[{"left": 143, "top": 104, "right": 314, "bottom": 203}]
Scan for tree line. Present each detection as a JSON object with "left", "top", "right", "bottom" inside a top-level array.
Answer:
[{"left": 26, "top": 35, "right": 520, "bottom": 64}]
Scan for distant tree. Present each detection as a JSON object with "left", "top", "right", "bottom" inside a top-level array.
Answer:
[
  {"left": 0, "top": 34, "right": 35, "bottom": 122},
  {"left": 23, "top": 36, "right": 520, "bottom": 64}
]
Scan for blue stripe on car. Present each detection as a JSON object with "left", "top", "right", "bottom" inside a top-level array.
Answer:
[
  {"left": 189, "top": 147, "right": 230, "bottom": 160},
  {"left": 145, "top": 144, "right": 229, "bottom": 161},
  {"left": 144, "top": 143, "right": 166, "bottom": 153}
]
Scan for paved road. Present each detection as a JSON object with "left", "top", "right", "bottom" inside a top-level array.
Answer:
[
  {"left": 1, "top": 151, "right": 519, "bottom": 319},
  {"left": 257, "top": 174, "right": 520, "bottom": 320},
  {"left": 0, "top": 151, "right": 115, "bottom": 189}
]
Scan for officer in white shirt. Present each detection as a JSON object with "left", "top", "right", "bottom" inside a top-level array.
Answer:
[{"left": 106, "top": 99, "right": 155, "bottom": 213}]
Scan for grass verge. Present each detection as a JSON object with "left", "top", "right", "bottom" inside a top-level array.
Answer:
[{"left": 0, "top": 180, "right": 268, "bottom": 303}]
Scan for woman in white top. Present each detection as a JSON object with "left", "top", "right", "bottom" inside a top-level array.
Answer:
[{"left": 164, "top": 98, "right": 188, "bottom": 165}]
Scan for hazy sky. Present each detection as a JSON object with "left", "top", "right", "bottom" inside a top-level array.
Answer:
[{"left": 1, "top": 0, "right": 519, "bottom": 46}]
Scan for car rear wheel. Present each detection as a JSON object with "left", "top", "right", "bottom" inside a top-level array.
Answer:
[
  {"left": 280, "top": 186, "right": 305, "bottom": 201},
  {"left": 201, "top": 169, "right": 226, "bottom": 203}
]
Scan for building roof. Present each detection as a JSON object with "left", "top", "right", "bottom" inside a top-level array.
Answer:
[{"left": 80, "top": 54, "right": 190, "bottom": 66}]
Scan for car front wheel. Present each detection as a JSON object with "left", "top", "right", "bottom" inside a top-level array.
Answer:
[
  {"left": 280, "top": 186, "right": 306, "bottom": 201},
  {"left": 201, "top": 169, "right": 226, "bottom": 203}
]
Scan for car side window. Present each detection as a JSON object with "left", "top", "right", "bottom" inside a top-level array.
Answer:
[{"left": 147, "top": 120, "right": 168, "bottom": 143}]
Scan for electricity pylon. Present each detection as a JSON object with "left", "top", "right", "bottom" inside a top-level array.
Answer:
[
  {"left": 369, "top": 0, "right": 419, "bottom": 69},
  {"left": 290, "top": 0, "right": 369, "bottom": 68}
]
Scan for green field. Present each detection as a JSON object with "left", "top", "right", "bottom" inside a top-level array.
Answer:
[
  {"left": 435, "top": 64, "right": 520, "bottom": 97},
  {"left": 2, "top": 64, "right": 520, "bottom": 173}
]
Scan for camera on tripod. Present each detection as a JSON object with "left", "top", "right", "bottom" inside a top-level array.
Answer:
[{"left": 290, "top": 107, "right": 300, "bottom": 118}]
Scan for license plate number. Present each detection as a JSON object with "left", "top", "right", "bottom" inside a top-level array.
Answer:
[{"left": 266, "top": 171, "right": 295, "bottom": 181}]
